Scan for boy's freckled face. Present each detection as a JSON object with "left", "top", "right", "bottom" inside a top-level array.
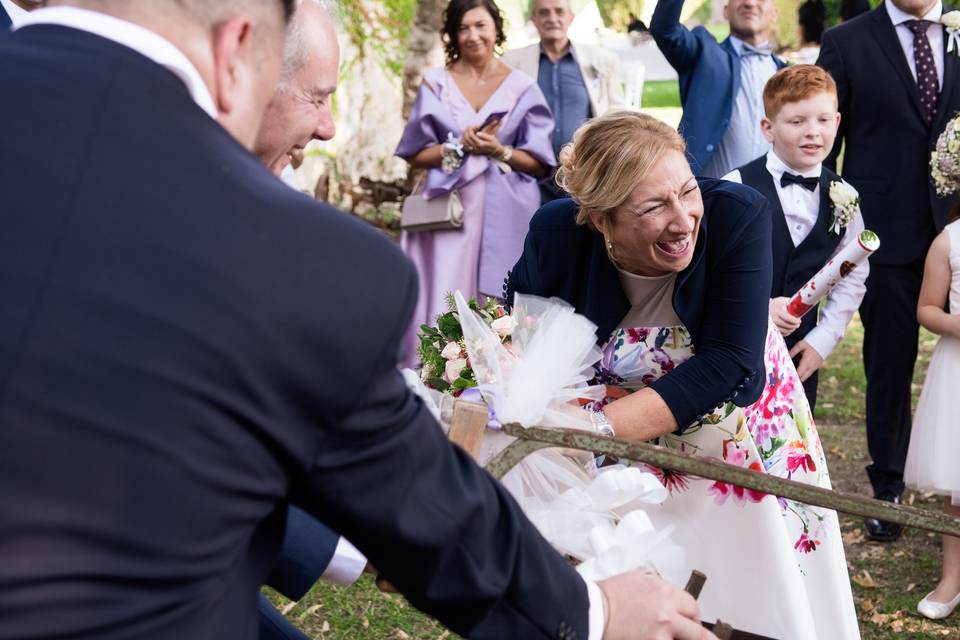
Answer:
[{"left": 761, "top": 92, "right": 841, "bottom": 174}]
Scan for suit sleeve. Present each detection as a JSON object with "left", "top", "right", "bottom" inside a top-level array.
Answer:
[
  {"left": 648, "top": 197, "right": 773, "bottom": 431},
  {"left": 650, "top": 0, "right": 703, "bottom": 72},
  {"left": 299, "top": 265, "right": 589, "bottom": 639},
  {"left": 817, "top": 29, "right": 848, "bottom": 172}
]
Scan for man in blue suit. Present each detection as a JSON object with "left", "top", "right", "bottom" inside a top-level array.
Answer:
[
  {"left": 650, "top": 0, "right": 785, "bottom": 177},
  {"left": 0, "top": 1, "right": 711, "bottom": 639}
]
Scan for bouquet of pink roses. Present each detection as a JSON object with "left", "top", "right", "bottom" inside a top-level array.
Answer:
[{"left": 416, "top": 294, "right": 515, "bottom": 395}]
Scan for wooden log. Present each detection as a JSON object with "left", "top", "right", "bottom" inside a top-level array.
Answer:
[
  {"left": 480, "top": 417, "right": 960, "bottom": 538},
  {"left": 447, "top": 401, "right": 489, "bottom": 460}
]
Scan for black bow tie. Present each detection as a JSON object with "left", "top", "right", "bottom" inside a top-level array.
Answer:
[{"left": 780, "top": 172, "right": 819, "bottom": 191}]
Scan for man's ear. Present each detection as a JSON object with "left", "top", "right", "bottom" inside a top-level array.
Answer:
[{"left": 212, "top": 15, "right": 253, "bottom": 117}]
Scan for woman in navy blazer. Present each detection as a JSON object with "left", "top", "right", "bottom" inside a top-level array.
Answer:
[
  {"left": 506, "top": 123, "right": 773, "bottom": 435},
  {"left": 505, "top": 111, "right": 861, "bottom": 637}
]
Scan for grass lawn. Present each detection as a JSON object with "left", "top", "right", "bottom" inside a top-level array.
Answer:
[
  {"left": 641, "top": 79, "right": 681, "bottom": 109},
  {"left": 267, "top": 318, "right": 955, "bottom": 639}
]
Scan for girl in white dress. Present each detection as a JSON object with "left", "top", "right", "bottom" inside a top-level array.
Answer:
[{"left": 904, "top": 216, "right": 960, "bottom": 620}]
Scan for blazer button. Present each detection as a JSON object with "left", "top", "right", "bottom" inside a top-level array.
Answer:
[
  {"left": 706, "top": 143, "right": 715, "bottom": 152},
  {"left": 557, "top": 621, "right": 578, "bottom": 640}
]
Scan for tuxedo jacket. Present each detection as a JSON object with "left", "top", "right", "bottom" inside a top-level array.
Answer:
[
  {"left": 818, "top": 4, "right": 960, "bottom": 264},
  {"left": 650, "top": 0, "right": 786, "bottom": 174},
  {"left": 505, "top": 180, "right": 773, "bottom": 430},
  {"left": 500, "top": 41, "right": 626, "bottom": 118},
  {"left": 0, "top": 3, "right": 10, "bottom": 29},
  {"left": 737, "top": 157, "right": 843, "bottom": 346},
  {"left": 0, "top": 25, "right": 589, "bottom": 640}
]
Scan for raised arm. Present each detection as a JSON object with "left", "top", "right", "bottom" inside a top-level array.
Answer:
[{"left": 650, "top": 0, "right": 703, "bottom": 72}]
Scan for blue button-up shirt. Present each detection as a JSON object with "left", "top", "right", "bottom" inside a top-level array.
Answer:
[
  {"left": 700, "top": 36, "right": 777, "bottom": 179},
  {"left": 538, "top": 47, "right": 592, "bottom": 159}
]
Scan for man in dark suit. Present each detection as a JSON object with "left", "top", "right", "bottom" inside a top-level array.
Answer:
[
  {"left": 650, "top": 0, "right": 786, "bottom": 177},
  {"left": 818, "top": 0, "right": 960, "bottom": 541},
  {"left": 0, "top": 1, "right": 712, "bottom": 639}
]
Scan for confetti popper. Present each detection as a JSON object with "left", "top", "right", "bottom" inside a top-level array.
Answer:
[{"left": 786, "top": 230, "right": 880, "bottom": 318}]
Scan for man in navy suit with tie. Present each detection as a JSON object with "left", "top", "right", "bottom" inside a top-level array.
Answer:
[
  {"left": 0, "top": 1, "right": 713, "bottom": 639},
  {"left": 650, "top": 0, "right": 786, "bottom": 177},
  {"left": 818, "top": 0, "right": 960, "bottom": 541}
]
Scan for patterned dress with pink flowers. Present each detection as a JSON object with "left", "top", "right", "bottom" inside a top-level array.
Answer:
[{"left": 594, "top": 322, "right": 860, "bottom": 640}]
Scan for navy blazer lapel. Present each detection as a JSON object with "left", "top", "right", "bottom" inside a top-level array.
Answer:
[
  {"left": 870, "top": 3, "right": 928, "bottom": 124},
  {"left": 932, "top": 23, "right": 960, "bottom": 134},
  {"left": 720, "top": 38, "right": 742, "bottom": 100},
  {"left": 0, "top": 3, "right": 12, "bottom": 30}
]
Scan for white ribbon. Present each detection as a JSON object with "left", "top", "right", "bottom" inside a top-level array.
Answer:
[
  {"left": 948, "top": 27, "right": 960, "bottom": 54},
  {"left": 576, "top": 511, "right": 686, "bottom": 582}
]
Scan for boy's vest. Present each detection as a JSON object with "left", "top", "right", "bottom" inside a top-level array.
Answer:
[{"left": 738, "top": 156, "right": 843, "bottom": 347}]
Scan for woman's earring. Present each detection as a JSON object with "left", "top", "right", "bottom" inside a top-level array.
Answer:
[{"left": 606, "top": 239, "right": 614, "bottom": 252}]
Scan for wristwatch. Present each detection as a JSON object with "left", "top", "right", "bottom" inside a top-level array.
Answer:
[
  {"left": 589, "top": 409, "right": 616, "bottom": 438},
  {"left": 499, "top": 145, "right": 514, "bottom": 163}
]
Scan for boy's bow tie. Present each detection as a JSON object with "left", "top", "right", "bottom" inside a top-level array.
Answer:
[{"left": 780, "top": 172, "right": 819, "bottom": 191}]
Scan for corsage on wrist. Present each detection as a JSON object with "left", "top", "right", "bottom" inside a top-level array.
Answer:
[{"left": 441, "top": 132, "right": 464, "bottom": 175}]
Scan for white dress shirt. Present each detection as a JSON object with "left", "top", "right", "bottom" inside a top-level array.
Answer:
[
  {"left": 724, "top": 151, "right": 868, "bottom": 360},
  {"left": 700, "top": 36, "right": 778, "bottom": 179},
  {"left": 1, "top": 0, "right": 29, "bottom": 26},
  {"left": 17, "top": 6, "right": 217, "bottom": 119},
  {"left": 886, "top": 0, "right": 945, "bottom": 89}
]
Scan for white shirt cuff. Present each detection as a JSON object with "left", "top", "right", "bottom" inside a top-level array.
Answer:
[
  {"left": 802, "top": 326, "right": 836, "bottom": 361},
  {"left": 584, "top": 576, "right": 606, "bottom": 640},
  {"left": 319, "top": 537, "right": 367, "bottom": 586}
]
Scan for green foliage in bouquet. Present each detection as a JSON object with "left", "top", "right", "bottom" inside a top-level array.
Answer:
[{"left": 417, "top": 293, "right": 509, "bottom": 394}]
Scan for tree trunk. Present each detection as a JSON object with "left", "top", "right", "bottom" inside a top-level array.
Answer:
[{"left": 401, "top": 0, "right": 448, "bottom": 120}]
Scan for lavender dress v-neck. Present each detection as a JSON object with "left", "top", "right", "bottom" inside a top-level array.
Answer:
[{"left": 396, "top": 68, "right": 555, "bottom": 363}]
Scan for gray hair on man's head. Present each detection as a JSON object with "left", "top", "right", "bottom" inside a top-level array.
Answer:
[{"left": 280, "top": 0, "right": 338, "bottom": 83}]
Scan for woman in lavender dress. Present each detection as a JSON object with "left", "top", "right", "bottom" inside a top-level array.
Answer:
[{"left": 396, "top": 0, "right": 555, "bottom": 364}]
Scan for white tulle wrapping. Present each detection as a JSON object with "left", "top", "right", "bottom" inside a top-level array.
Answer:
[
  {"left": 445, "top": 292, "right": 684, "bottom": 579},
  {"left": 455, "top": 292, "right": 605, "bottom": 428}
]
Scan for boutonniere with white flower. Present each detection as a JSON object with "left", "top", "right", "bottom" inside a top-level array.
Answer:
[
  {"left": 941, "top": 11, "right": 960, "bottom": 55},
  {"left": 828, "top": 180, "right": 860, "bottom": 235}
]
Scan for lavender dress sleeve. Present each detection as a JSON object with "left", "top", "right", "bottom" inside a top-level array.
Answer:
[
  {"left": 508, "top": 82, "right": 556, "bottom": 169},
  {"left": 395, "top": 79, "right": 447, "bottom": 160}
]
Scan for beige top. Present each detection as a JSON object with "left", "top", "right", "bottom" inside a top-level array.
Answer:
[{"left": 616, "top": 269, "right": 682, "bottom": 329}]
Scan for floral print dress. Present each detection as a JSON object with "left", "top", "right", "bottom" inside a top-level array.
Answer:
[{"left": 594, "top": 322, "right": 860, "bottom": 640}]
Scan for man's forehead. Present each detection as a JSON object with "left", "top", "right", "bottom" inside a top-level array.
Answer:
[{"left": 535, "top": 0, "right": 571, "bottom": 11}]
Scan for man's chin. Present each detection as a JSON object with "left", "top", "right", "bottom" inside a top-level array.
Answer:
[{"left": 269, "top": 154, "right": 292, "bottom": 176}]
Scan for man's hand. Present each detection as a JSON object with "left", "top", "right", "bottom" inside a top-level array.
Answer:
[
  {"left": 788, "top": 340, "right": 824, "bottom": 382},
  {"left": 769, "top": 297, "right": 801, "bottom": 337},
  {"left": 598, "top": 572, "right": 718, "bottom": 640}
]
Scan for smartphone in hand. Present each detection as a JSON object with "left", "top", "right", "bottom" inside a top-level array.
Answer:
[{"left": 479, "top": 110, "right": 508, "bottom": 133}]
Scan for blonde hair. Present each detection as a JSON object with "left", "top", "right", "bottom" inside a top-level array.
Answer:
[{"left": 556, "top": 111, "right": 687, "bottom": 227}]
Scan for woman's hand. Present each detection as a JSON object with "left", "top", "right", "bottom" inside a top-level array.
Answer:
[
  {"left": 462, "top": 125, "right": 503, "bottom": 156},
  {"left": 769, "top": 297, "right": 801, "bottom": 337}
]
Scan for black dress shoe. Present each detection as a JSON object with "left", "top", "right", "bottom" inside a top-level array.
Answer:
[{"left": 864, "top": 493, "right": 904, "bottom": 542}]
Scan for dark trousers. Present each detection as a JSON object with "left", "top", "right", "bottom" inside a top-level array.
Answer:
[
  {"left": 259, "top": 507, "right": 341, "bottom": 640},
  {"left": 860, "top": 258, "right": 926, "bottom": 498}
]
